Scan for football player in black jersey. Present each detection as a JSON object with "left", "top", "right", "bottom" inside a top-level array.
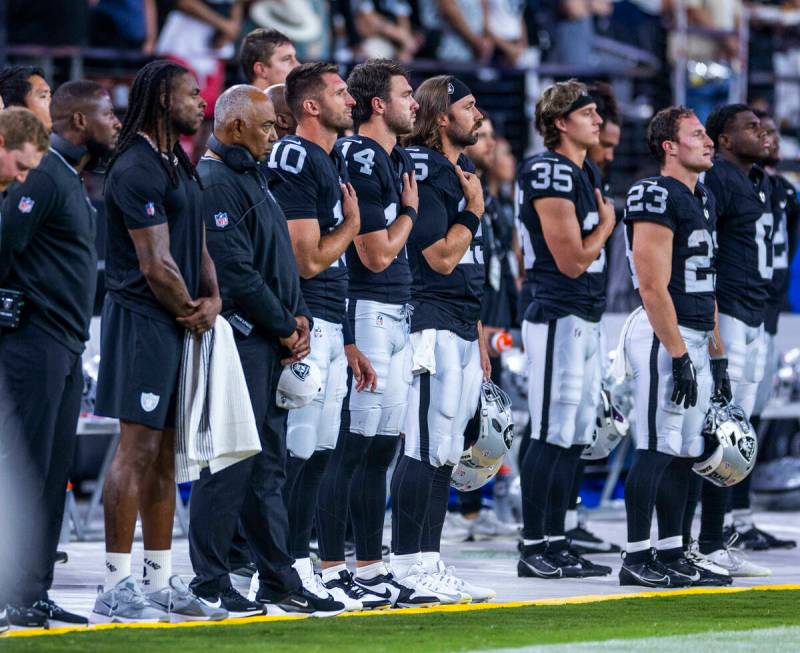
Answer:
[
  {"left": 516, "top": 80, "right": 615, "bottom": 580},
  {"left": 693, "top": 105, "right": 774, "bottom": 577},
  {"left": 565, "top": 82, "right": 624, "bottom": 556},
  {"left": 729, "top": 111, "right": 797, "bottom": 550},
  {"left": 389, "top": 75, "right": 494, "bottom": 603},
  {"left": 267, "top": 62, "right": 376, "bottom": 603},
  {"left": 314, "top": 59, "right": 433, "bottom": 609},
  {"left": 620, "top": 106, "right": 731, "bottom": 588}
]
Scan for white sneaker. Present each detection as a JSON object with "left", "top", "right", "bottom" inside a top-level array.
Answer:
[
  {"left": 398, "top": 562, "right": 464, "bottom": 605},
  {"left": 685, "top": 541, "right": 730, "bottom": 577},
  {"left": 419, "top": 563, "right": 471, "bottom": 604},
  {"left": 433, "top": 560, "right": 495, "bottom": 603},
  {"left": 705, "top": 536, "right": 771, "bottom": 578},
  {"left": 320, "top": 571, "right": 363, "bottom": 612},
  {"left": 355, "top": 563, "right": 439, "bottom": 608},
  {"left": 470, "top": 510, "right": 519, "bottom": 540}
]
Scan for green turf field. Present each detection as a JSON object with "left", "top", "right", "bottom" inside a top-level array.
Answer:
[{"left": 3, "top": 590, "right": 799, "bottom": 652}]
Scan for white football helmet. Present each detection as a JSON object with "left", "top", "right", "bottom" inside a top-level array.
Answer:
[
  {"left": 450, "top": 381, "right": 514, "bottom": 491},
  {"left": 693, "top": 398, "right": 758, "bottom": 487},
  {"left": 276, "top": 360, "right": 322, "bottom": 410},
  {"left": 582, "top": 387, "right": 629, "bottom": 460}
]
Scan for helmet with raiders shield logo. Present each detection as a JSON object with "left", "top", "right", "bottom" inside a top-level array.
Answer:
[
  {"left": 693, "top": 398, "right": 758, "bottom": 487},
  {"left": 582, "top": 387, "right": 629, "bottom": 460},
  {"left": 450, "top": 381, "right": 514, "bottom": 491},
  {"left": 276, "top": 360, "right": 322, "bottom": 410}
]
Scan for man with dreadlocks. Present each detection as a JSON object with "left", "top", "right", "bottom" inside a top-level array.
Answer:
[
  {"left": 388, "top": 75, "right": 494, "bottom": 603},
  {"left": 92, "top": 60, "right": 227, "bottom": 624}
]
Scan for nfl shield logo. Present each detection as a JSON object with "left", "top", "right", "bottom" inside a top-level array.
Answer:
[
  {"left": 214, "top": 211, "right": 229, "bottom": 227},
  {"left": 376, "top": 314, "right": 383, "bottom": 326},
  {"left": 145, "top": 201, "right": 155, "bottom": 216},
  {"left": 140, "top": 392, "right": 160, "bottom": 413},
  {"left": 18, "top": 196, "right": 34, "bottom": 213}
]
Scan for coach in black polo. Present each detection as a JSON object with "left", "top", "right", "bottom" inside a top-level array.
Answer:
[
  {"left": 0, "top": 82, "right": 119, "bottom": 627},
  {"left": 191, "top": 85, "right": 343, "bottom": 618}
]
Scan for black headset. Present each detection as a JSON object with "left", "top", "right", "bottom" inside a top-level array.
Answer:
[{"left": 207, "top": 134, "right": 258, "bottom": 173}]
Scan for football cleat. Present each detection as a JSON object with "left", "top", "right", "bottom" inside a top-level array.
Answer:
[
  {"left": 355, "top": 563, "right": 438, "bottom": 609},
  {"left": 665, "top": 555, "right": 732, "bottom": 587},
  {"left": 546, "top": 547, "right": 605, "bottom": 578},
  {"left": 565, "top": 546, "right": 612, "bottom": 577},
  {"left": 685, "top": 541, "right": 731, "bottom": 577},
  {"left": 566, "top": 525, "right": 622, "bottom": 554},
  {"left": 518, "top": 548, "right": 563, "bottom": 579},
  {"left": 619, "top": 550, "right": 692, "bottom": 588},
  {"left": 728, "top": 523, "right": 796, "bottom": 550},
  {"left": 31, "top": 599, "right": 88, "bottom": 627},
  {"left": 704, "top": 546, "right": 771, "bottom": 577},
  {"left": 146, "top": 575, "right": 228, "bottom": 622},
  {"left": 92, "top": 576, "right": 170, "bottom": 624},
  {"left": 431, "top": 560, "right": 495, "bottom": 603},
  {"left": 414, "top": 564, "right": 470, "bottom": 604},
  {"left": 255, "top": 586, "right": 345, "bottom": 618}
]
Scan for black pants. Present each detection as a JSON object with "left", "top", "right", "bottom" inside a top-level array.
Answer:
[
  {"left": 189, "top": 334, "right": 301, "bottom": 596},
  {"left": 0, "top": 323, "right": 82, "bottom": 606}
]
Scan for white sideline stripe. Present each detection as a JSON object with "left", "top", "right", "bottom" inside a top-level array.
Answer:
[{"left": 463, "top": 626, "right": 800, "bottom": 653}]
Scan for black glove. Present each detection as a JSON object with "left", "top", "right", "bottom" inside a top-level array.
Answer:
[
  {"left": 711, "top": 357, "right": 732, "bottom": 402},
  {"left": 671, "top": 353, "right": 698, "bottom": 409}
]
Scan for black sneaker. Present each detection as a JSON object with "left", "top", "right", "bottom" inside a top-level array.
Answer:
[
  {"left": 619, "top": 551, "right": 692, "bottom": 588},
  {"left": 1, "top": 608, "right": 9, "bottom": 633},
  {"left": 725, "top": 525, "right": 768, "bottom": 551},
  {"left": 747, "top": 526, "right": 796, "bottom": 550},
  {"left": 660, "top": 556, "right": 702, "bottom": 584},
  {"left": 230, "top": 562, "right": 258, "bottom": 579},
  {"left": 671, "top": 555, "right": 732, "bottom": 587},
  {"left": 55, "top": 551, "right": 69, "bottom": 564},
  {"left": 518, "top": 550, "right": 563, "bottom": 578},
  {"left": 566, "top": 525, "right": 621, "bottom": 554},
  {"left": 255, "top": 586, "right": 345, "bottom": 618},
  {"left": 545, "top": 548, "right": 597, "bottom": 578},
  {"left": 6, "top": 604, "right": 49, "bottom": 629},
  {"left": 354, "top": 565, "right": 438, "bottom": 609},
  {"left": 566, "top": 546, "right": 612, "bottom": 577},
  {"left": 323, "top": 570, "right": 391, "bottom": 611},
  {"left": 31, "top": 599, "right": 88, "bottom": 628},
  {"left": 210, "top": 586, "right": 264, "bottom": 618}
]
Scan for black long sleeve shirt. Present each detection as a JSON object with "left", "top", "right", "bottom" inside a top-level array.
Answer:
[
  {"left": 196, "top": 155, "right": 310, "bottom": 339},
  {"left": 0, "top": 134, "right": 97, "bottom": 353}
]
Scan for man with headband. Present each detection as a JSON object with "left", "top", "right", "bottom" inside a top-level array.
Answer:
[
  {"left": 388, "top": 75, "right": 494, "bottom": 603},
  {"left": 515, "top": 79, "right": 616, "bottom": 579}
]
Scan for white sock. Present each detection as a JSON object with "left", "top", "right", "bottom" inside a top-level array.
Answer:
[
  {"left": 389, "top": 552, "right": 419, "bottom": 579},
  {"left": 732, "top": 509, "right": 754, "bottom": 528},
  {"left": 104, "top": 552, "right": 131, "bottom": 589},
  {"left": 656, "top": 536, "right": 683, "bottom": 551},
  {"left": 420, "top": 551, "right": 440, "bottom": 574},
  {"left": 321, "top": 563, "right": 348, "bottom": 583},
  {"left": 356, "top": 562, "right": 386, "bottom": 580},
  {"left": 565, "top": 510, "right": 579, "bottom": 531},
  {"left": 293, "top": 557, "right": 313, "bottom": 582},
  {"left": 142, "top": 549, "right": 172, "bottom": 591},
  {"left": 626, "top": 539, "right": 650, "bottom": 554},
  {"left": 522, "top": 538, "right": 546, "bottom": 546}
]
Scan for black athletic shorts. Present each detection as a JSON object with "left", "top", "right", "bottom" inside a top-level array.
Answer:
[{"left": 95, "top": 297, "right": 183, "bottom": 430}]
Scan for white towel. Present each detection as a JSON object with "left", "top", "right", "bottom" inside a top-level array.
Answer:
[
  {"left": 411, "top": 329, "right": 437, "bottom": 375},
  {"left": 610, "top": 306, "right": 643, "bottom": 384},
  {"left": 176, "top": 318, "right": 261, "bottom": 483}
]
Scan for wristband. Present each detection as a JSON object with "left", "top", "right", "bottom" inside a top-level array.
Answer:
[
  {"left": 400, "top": 206, "right": 418, "bottom": 223},
  {"left": 454, "top": 210, "right": 480, "bottom": 236}
]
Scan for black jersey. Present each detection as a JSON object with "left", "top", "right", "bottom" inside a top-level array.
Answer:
[
  {"left": 624, "top": 175, "right": 718, "bottom": 332},
  {"left": 335, "top": 135, "right": 413, "bottom": 304},
  {"left": 702, "top": 158, "right": 773, "bottom": 327},
  {"left": 515, "top": 150, "right": 606, "bottom": 323},
  {"left": 405, "top": 146, "right": 484, "bottom": 340},
  {"left": 764, "top": 173, "right": 795, "bottom": 334},
  {"left": 104, "top": 137, "right": 204, "bottom": 323},
  {"left": 481, "top": 187, "right": 517, "bottom": 328},
  {"left": 268, "top": 134, "right": 350, "bottom": 325}
]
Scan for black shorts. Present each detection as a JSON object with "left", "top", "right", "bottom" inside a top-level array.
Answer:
[{"left": 95, "top": 297, "right": 183, "bottom": 430}]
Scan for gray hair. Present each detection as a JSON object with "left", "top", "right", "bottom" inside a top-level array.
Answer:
[{"left": 214, "top": 84, "right": 263, "bottom": 130}]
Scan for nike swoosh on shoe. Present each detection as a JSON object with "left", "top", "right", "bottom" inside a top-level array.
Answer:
[
  {"left": 289, "top": 598, "right": 309, "bottom": 608},
  {"left": 199, "top": 598, "right": 222, "bottom": 608}
]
